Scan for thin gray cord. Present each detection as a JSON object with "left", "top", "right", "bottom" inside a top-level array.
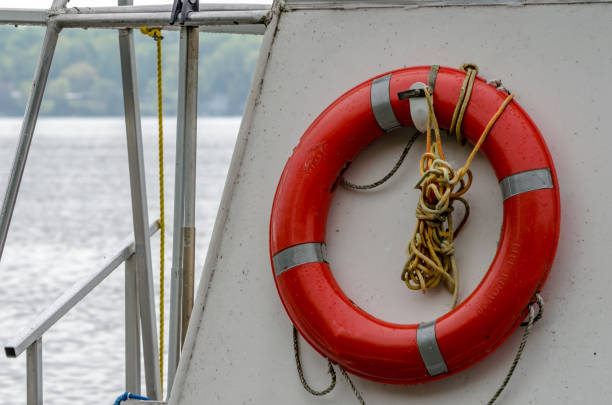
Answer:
[
  {"left": 486, "top": 293, "right": 544, "bottom": 405},
  {"left": 293, "top": 326, "right": 336, "bottom": 396},
  {"left": 339, "top": 366, "right": 367, "bottom": 405},
  {"left": 291, "top": 295, "right": 543, "bottom": 405},
  {"left": 341, "top": 131, "right": 419, "bottom": 190}
]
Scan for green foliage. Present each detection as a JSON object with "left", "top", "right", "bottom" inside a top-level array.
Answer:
[{"left": 0, "top": 26, "right": 262, "bottom": 116}]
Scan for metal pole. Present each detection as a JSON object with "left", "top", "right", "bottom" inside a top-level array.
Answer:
[
  {"left": 167, "top": 26, "right": 188, "bottom": 396},
  {"left": 117, "top": 0, "right": 161, "bottom": 397},
  {"left": 26, "top": 338, "right": 42, "bottom": 405},
  {"left": 0, "top": 8, "right": 271, "bottom": 33},
  {"left": 52, "top": 10, "right": 269, "bottom": 29},
  {"left": 61, "top": 3, "right": 269, "bottom": 14},
  {"left": 0, "top": 22, "right": 60, "bottom": 260},
  {"left": 0, "top": 9, "right": 47, "bottom": 25},
  {"left": 181, "top": 26, "right": 199, "bottom": 347},
  {"left": 125, "top": 256, "right": 141, "bottom": 394}
]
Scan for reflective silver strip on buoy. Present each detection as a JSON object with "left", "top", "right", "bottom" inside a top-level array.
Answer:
[
  {"left": 499, "top": 168, "right": 553, "bottom": 201},
  {"left": 371, "top": 74, "right": 401, "bottom": 132},
  {"left": 272, "top": 242, "right": 327, "bottom": 277},
  {"left": 417, "top": 320, "right": 448, "bottom": 376}
]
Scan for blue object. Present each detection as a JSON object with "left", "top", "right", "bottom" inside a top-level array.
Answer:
[{"left": 113, "top": 392, "right": 150, "bottom": 405}]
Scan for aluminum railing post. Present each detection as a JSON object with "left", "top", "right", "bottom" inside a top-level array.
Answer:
[
  {"left": 26, "top": 338, "right": 42, "bottom": 405},
  {"left": 167, "top": 26, "right": 187, "bottom": 395},
  {"left": 125, "top": 255, "right": 141, "bottom": 394},
  {"left": 167, "top": 25, "right": 199, "bottom": 396},
  {"left": 0, "top": 22, "right": 60, "bottom": 260},
  {"left": 181, "top": 25, "right": 199, "bottom": 350},
  {"left": 118, "top": 0, "right": 161, "bottom": 397}
]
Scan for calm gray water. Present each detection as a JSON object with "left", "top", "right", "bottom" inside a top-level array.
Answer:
[{"left": 0, "top": 117, "right": 239, "bottom": 404}]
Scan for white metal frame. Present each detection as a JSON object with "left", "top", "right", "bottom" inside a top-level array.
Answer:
[{"left": 0, "top": 1, "right": 270, "bottom": 403}]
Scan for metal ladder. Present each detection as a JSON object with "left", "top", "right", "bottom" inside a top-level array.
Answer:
[{"left": 0, "top": 1, "right": 269, "bottom": 404}]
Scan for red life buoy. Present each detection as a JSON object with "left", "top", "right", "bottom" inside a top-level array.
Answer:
[{"left": 269, "top": 66, "right": 560, "bottom": 384}]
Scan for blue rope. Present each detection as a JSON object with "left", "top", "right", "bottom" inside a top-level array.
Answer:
[{"left": 113, "top": 392, "right": 150, "bottom": 405}]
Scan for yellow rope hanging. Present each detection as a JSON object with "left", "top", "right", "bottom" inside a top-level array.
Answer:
[
  {"left": 401, "top": 76, "right": 514, "bottom": 307},
  {"left": 140, "top": 26, "right": 165, "bottom": 395}
]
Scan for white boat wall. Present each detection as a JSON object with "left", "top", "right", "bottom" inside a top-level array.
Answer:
[{"left": 168, "top": 0, "right": 612, "bottom": 404}]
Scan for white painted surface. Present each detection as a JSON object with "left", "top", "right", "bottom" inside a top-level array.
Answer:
[{"left": 171, "top": 3, "right": 612, "bottom": 404}]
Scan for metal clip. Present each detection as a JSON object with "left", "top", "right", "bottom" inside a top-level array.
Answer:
[
  {"left": 397, "top": 88, "right": 427, "bottom": 100},
  {"left": 486, "top": 78, "right": 510, "bottom": 94},
  {"left": 170, "top": 0, "right": 199, "bottom": 25}
]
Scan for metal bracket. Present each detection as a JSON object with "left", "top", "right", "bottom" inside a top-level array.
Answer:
[
  {"left": 487, "top": 78, "right": 511, "bottom": 94},
  {"left": 403, "top": 82, "right": 429, "bottom": 133},
  {"left": 170, "top": 0, "right": 200, "bottom": 25},
  {"left": 397, "top": 87, "right": 427, "bottom": 100}
]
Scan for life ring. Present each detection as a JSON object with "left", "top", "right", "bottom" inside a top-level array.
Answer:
[{"left": 269, "top": 66, "right": 560, "bottom": 384}]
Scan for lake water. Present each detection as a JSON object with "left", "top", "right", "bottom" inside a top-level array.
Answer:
[{"left": 0, "top": 117, "right": 239, "bottom": 404}]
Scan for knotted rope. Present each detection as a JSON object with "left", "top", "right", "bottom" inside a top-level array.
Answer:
[{"left": 401, "top": 85, "right": 514, "bottom": 307}]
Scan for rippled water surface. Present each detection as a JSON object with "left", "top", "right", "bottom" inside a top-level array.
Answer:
[{"left": 0, "top": 117, "right": 239, "bottom": 404}]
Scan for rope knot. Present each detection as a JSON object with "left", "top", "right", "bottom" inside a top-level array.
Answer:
[
  {"left": 402, "top": 83, "right": 514, "bottom": 308},
  {"left": 440, "top": 239, "right": 455, "bottom": 256},
  {"left": 140, "top": 26, "right": 163, "bottom": 40}
]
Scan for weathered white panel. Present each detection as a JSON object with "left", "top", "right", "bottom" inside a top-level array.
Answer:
[{"left": 172, "top": 3, "right": 612, "bottom": 404}]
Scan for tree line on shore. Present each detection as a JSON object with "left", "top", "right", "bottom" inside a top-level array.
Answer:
[{"left": 0, "top": 26, "right": 262, "bottom": 117}]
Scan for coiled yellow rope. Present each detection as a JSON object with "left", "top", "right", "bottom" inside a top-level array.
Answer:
[
  {"left": 140, "top": 26, "right": 165, "bottom": 395},
  {"left": 402, "top": 81, "right": 514, "bottom": 307}
]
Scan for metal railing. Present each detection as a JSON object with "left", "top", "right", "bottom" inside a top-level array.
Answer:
[
  {"left": 0, "top": 1, "right": 270, "bottom": 404},
  {"left": 0, "top": 3, "right": 270, "bottom": 34},
  {"left": 4, "top": 221, "right": 160, "bottom": 404}
]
